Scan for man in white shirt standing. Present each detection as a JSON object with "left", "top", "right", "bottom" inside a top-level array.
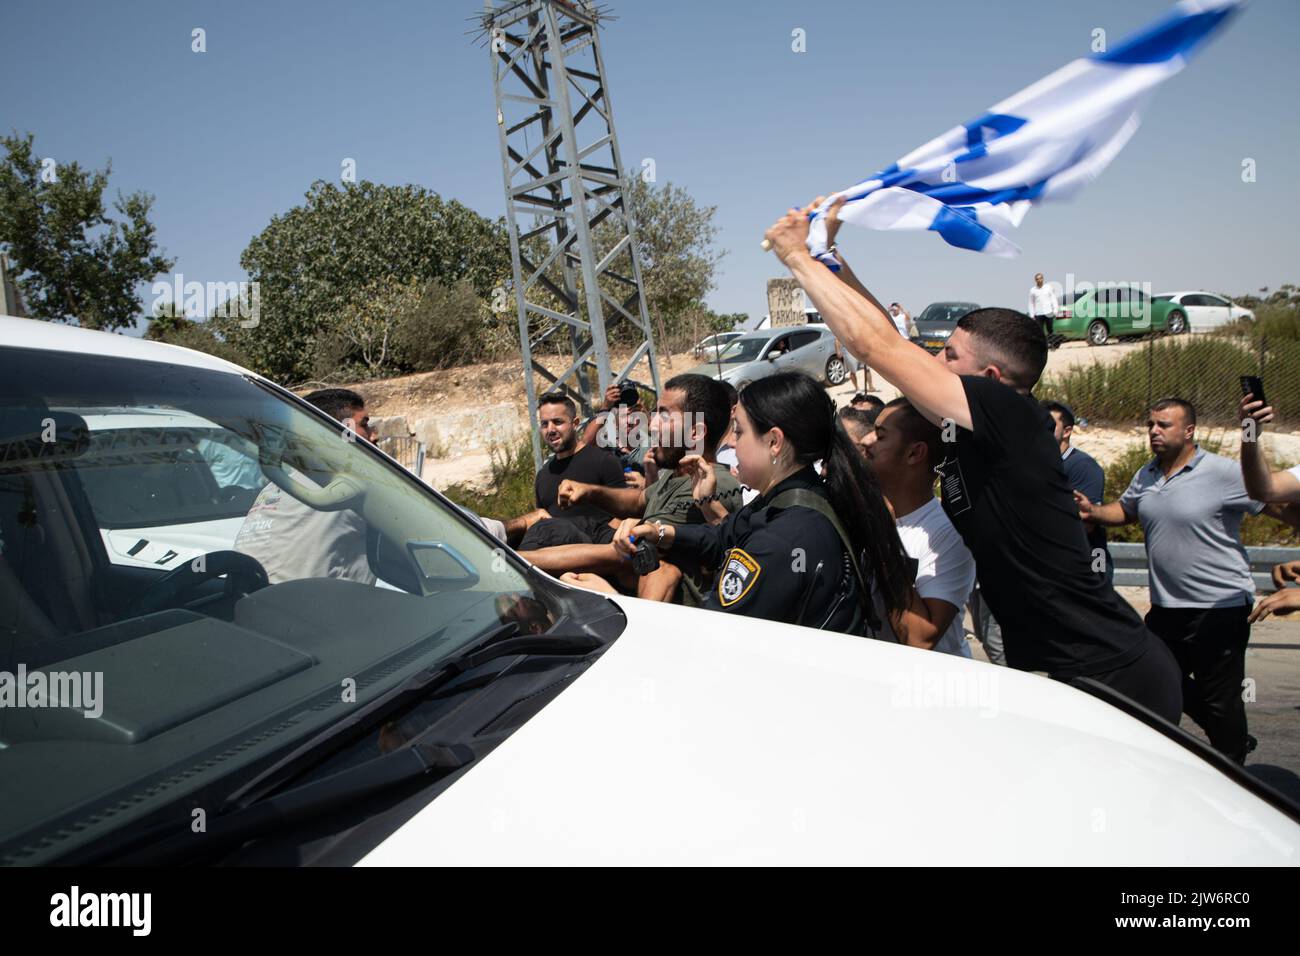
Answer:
[
  {"left": 863, "top": 397, "right": 976, "bottom": 656},
  {"left": 1027, "top": 273, "right": 1059, "bottom": 348},
  {"left": 887, "top": 302, "right": 911, "bottom": 338}
]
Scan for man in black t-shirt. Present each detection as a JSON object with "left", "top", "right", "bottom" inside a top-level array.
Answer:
[
  {"left": 502, "top": 391, "right": 626, "bottom": 549},
  {"left": 763, "top": 198, "right": 1181, "bottom": 722}
]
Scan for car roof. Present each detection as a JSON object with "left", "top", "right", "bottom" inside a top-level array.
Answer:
[
  {"left": 738, "top": 324, "right": 827, "bottom": 340},
  {"left": 0, "top": 314, "right": 250, "bottom": 376}
]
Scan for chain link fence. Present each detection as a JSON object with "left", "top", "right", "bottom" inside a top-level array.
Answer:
[
  {"left": 1041, "top": 306, "right": 1300, "bottom": 547},
  {"left": 1044, "top": 314, "right": 1299, "bottom": 431}
]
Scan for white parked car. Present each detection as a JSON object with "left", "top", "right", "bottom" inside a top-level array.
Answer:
[
  {"left": 691, "top": 331, "right": 743, "bottom": 360},
  {"left": 1, "top": 314, "right": 1297, "bottom": 866},
  {"left": 1155, "top": 291, "right": 1255, "bottom": 331}
]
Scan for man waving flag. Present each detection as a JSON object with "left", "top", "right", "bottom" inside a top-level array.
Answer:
[{"left": 799, "top": 0, "right": 1244, "bottom": 265}]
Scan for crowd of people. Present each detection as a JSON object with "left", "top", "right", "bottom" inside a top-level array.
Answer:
[
  {"left": 475, "top": 196, "right": 1300, "bottom": 766},
  {"left": 267, "top": 205, "right": 1299, "bottom": 768}
]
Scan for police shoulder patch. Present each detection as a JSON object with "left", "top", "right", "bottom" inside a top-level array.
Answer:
[{"left": 718, "top": 548, "right": 761, "bottom": 607}]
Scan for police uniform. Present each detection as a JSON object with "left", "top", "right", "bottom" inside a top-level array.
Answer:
[{"left": 668, "top": 466, "right": 876, "bottom": 636}]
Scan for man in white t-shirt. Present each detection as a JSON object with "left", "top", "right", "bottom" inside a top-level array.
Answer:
[
  {"left": 1027, "top": 273, "right": 1059, "bottom": 345},
  {"left": 887, "top": 302, "right": 910, "bottom": 338},
  {"left": 863, "top": 397, "right": 976, "bottom": 656}
]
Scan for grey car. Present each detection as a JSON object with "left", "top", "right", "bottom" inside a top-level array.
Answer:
[
  {"left": 685, "top": 325, "right": 851, "bottom": 389},
  {"left": 910, "top": 301, "right": 980, "bottom": 354}
]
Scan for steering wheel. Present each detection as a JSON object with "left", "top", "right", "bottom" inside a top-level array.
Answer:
[{"left": 126, "top": 550, "right": 269, "bottom": 617}]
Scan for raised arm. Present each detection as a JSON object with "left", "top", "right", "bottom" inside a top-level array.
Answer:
[
  {"left": 1240, "top": 395, "right": 1300, "bottom": 503},
  {"left": 766, "top": 200, "right": 972, "bottom": 430}
]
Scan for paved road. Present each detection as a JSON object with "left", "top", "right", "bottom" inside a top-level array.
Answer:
[{"left": 965, "top": 588, "right": 1300, "bottom": 804}]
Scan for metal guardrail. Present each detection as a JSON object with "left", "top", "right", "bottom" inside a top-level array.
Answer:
[
  {"left": 376, "top": 436, "right": 425, "bottom": 478},
  {"left": 1109, "top": 542, "right": 1299, "bottom": 591}
]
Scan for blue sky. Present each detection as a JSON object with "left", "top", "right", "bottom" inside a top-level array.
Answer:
[{"left": 4, "top": 0, "right": 1296, "bottom": 328}]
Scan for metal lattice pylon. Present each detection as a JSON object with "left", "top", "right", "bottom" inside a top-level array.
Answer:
[{"left": 480, "top": 0, "right": 661, "bottom": 468}]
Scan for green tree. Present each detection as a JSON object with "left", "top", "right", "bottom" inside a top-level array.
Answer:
[
  {"left": 0, "top": 132, "right": 173, "bottom": 331},
  {"left": 231, "top": 180, "right": 511, "bottom": 383},
  {"left": 393, "top": 277, "right": 511, "bottom": 372},
  {"left": 144, "top": 300, "right": 251, "bottom": 367},
  {"left": 592, "top": 177, "right": 724, "bottom": 347}
]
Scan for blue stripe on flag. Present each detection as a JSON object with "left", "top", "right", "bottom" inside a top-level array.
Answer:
[
  {"left": 955, "top": 143, "right": 988, "bottom": 163},
  {"left": 905, "top": 180, "right": 1046, "bottom": 206},
  {"left": 928, "top": 206, "right": 991, "bottom": 252},
  {"left": 963, "top": 113, "right": 1027, "bottom": 145},
  {"left": 1094, "top": 5, "right": 1240, "bottom": 65}
]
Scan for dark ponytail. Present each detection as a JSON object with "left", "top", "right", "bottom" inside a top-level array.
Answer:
[{"left": 739, "top": 372, "right": 913, "bottom": 620}]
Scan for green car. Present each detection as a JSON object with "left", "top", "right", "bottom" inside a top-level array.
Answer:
[{"left": 1052, "top": 286, "right": 1188, "bottom": 346}]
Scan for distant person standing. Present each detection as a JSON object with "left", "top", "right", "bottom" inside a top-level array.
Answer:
[
  {"left": 1044, "top": 401, "right": 1111, "bottom": 585},
  {"left": 1027, "top": 273, "right": 1059, "bottom": 346},
  {"left": 832, "top": 336, "right": 864, "bottom": 392},
  {"left": 888, "top": 302, "right": 911, "bottom": 338},
  {"left": 1077, "top": 397, "right": 1282, "bottom": 763}
]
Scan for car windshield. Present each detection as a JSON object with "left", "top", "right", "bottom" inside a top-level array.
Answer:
[
  {"left": 0, "top": 346, "right": 585, "bottom": 864},
  {"left": 715, "top": 335, "right": 771, "bottom": 364},
  {"left": 916, "top": 303, "right": 978, "bottom": 326}
]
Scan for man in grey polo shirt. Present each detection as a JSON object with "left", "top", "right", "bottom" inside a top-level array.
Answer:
[{"left": 1077, "top": 397, "right": 1272, "bottom": 763}]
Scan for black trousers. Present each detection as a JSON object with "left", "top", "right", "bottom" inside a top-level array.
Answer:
[
  {"left": 1145, "top": 604, "right": 1252, "bottom": 761},
  {"left": 1084, "top": 633, "right": 1183, "bottom": 726}
]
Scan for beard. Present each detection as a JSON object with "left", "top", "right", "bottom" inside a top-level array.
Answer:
[
  {"left": 549, "top": 430, "right": 577, "bottom": 454},
  {"left": 652, "top": 444, "right": 685, "bottom": 470}
]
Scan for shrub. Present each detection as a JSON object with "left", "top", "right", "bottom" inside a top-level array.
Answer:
[
  {"left": 439, "top": 438, "right": 537, "bottom": 521},
  {"left": 1043, "top": 304, "right": 1300, "bottom": 428}
]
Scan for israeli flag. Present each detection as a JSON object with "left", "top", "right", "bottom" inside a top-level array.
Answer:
[{"left": 806, "top": 0, "right": 1244, "bottom": 265}]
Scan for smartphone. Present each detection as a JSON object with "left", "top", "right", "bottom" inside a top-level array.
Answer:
[{"left": 1240, "top": 375, "right": 1266, "bottom": 408}]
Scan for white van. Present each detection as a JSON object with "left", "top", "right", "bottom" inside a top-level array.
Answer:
[{"left": 1, "top": 315, "right": 1296, "bottom": 865}]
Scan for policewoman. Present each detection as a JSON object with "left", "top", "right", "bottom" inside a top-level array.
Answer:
[{"left": 613, "top": 372, "right": 913, "bottom": 637}]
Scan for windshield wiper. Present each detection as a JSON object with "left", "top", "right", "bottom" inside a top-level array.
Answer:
[
  {"left": 117, "top": 736, "right": 482, "bottom": 865},
  {"left": 81, "top": 628, "right": 603, "bottom": 865},
  {"left": 223, "top": 628, "right": 603, "bottom": 808}
]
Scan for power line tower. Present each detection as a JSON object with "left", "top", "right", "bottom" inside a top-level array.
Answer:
[{"left": 479, "top": 0, "right": 661, "bottom": 468}]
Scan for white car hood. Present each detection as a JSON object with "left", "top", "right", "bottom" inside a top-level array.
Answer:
[{"left": 361, "top": 598, "right": 1299, "bottom": 866}]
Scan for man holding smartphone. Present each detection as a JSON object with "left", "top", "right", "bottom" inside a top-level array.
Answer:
[
  {"left": 1076, "top": 397, "right": 1287, "bottom": 763},
  {"left": 1238, "top": 381, "right": 1300, "bottom": 624}
]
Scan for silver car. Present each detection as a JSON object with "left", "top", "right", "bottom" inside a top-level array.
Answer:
[{"left": 685, "top": 325, "right": 852, "bottom": 389}]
